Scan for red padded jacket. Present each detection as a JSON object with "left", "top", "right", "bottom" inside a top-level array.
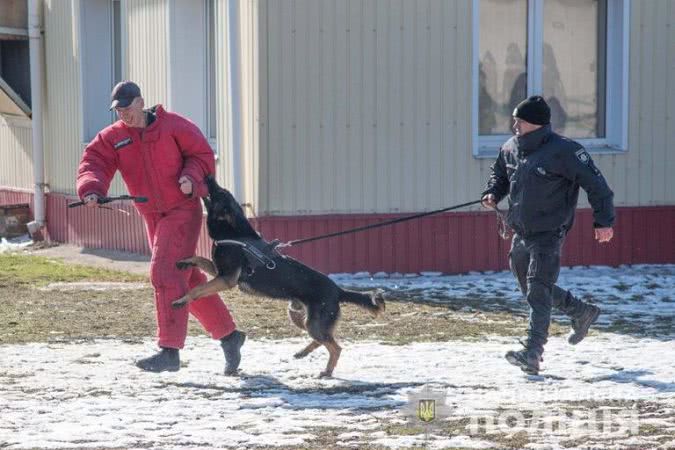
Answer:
[{"left": 76, "top": 105, "right": 214, "bottom": 215}]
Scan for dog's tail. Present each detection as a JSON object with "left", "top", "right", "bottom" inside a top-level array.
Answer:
[{"left": 339, "top": 288, "right": 385, "bottom": 317}]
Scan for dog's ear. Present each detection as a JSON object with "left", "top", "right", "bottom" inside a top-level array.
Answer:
[{"left": 202, "top": 196, "right": 211, "bottom": 209}]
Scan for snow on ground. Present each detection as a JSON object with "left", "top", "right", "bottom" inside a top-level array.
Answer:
[
  {"left": 332, "top": 264, "right": 675, "bottom": 337},
  {"left": 0, "top": 236, "right": 32, "bottom": 253},
  {"left": 1, "top": 264, "right": 675, "bottom": 449},
  {"left": 1, "top": 335, "right": 674, "bottom": 449}
]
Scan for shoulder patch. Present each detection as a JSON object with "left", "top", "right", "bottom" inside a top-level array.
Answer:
[
  {"left": 113, "top": 137, "right": 132, "bottom": 150},
  {"left": 575, "top": 148, "right": 590, "bottom": 164}
]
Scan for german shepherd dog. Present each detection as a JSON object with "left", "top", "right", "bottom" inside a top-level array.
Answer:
[{"left": 172, "top": 176, "right": 385, "bottom": 378}]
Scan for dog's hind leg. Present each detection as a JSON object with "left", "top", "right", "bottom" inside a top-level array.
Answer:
[
  {"left": 305, "top": 304, "right": 342, "bottom": 378},
  {"left": 176, "top": 256, "right": 218, "bottom": 277},
  {"left": 172, "top": 276, "right": 233, "bottom": 309},
  {"left": 288, "top": 301, "right": 322, "bottom": 359},
  {"left": 319, "top": 337, "right": 342, "bottom": 378},
  {"left": 287, "top": 300, "right": 307, "bottom": 331}
]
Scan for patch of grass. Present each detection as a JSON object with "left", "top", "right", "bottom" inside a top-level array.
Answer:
[
  {"left": 0, "top": 284, "right": 157, "bottom": 344},
  {"left": 0, "top": 253, "right": 565, "bottom": 345},
  {"left": 0, "top": 253, "right": 146, "bottom": 287},
  {"left": 383, "top": 424, "right": 426, "bottom": 436},
  {"left": 638, "top": 423, "right": 663, "bottom": 436},
  {"left": 604, "top": 317, "right": 674, "bottom": 337}
]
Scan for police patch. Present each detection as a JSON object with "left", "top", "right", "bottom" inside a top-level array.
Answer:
[
  {"left": 114, "top": 137, "right": 132, "bottom": 150},
  {"left": 575, "top": 148, "right": 590, "bottom": 164}
]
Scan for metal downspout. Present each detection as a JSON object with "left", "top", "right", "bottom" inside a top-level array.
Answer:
[{"left": 27, "top": 0, "right": 46, "bottom": 239}]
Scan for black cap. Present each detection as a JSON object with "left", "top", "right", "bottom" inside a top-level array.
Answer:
[
  {"left": 109, "top": 81, "right": 142, "bottom": 110},
  {"left": 512, "top": 95, "right": 551, "bottom": 125}
]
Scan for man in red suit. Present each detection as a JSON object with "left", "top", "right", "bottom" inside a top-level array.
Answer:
[{"left": 77, "top": 81, "right": 246, "bottom": 374}]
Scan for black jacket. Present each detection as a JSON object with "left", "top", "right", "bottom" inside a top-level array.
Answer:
[{"left": 483, "top": 125, "right": 615, "bottom": 235}]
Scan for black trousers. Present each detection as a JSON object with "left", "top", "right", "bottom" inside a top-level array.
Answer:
[{"left": 509, "top": 232, "right": 588, "bottom": 354}]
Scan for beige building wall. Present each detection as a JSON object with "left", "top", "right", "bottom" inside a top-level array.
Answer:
[
  {"left": 237, "top": 0, "right": 261, "bottom": 208},
  {"left": 0, "top": 117, "right": 33, "bottom": 190},
  {"left": 255, "top": 0, "right": 675, "bottom": 215},
  {"left": 3, "top": 0, "right": 674, "bottom": 215},
  {"left": 42, "top": 0, "right": 84, "bottom": 196},
  {"left": 124, "top": 0, "right": 168, "bottom": 110},
  {"left": 213, "top": 0, "right": 236, "bottom": 197},
  {"left": 616, "top": 0, "right": 674, "bottom": 207},
  {"left": 258, "top": 0, "right": 488, "bottom": 215}
]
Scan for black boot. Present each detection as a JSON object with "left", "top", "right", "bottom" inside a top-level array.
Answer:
[
  {"left": 568, "top": 304, "right": 601, "bottom": 345},
  {"left": 221, "top": 330, "right": 246, "bottom": 375},
  {"left": 505, "top": 344, "right": 542, "bottom": 375},
  {"left": 135, "top": 347, "right": 180, "bottom": 372}
]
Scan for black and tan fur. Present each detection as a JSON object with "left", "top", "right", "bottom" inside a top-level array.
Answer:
[{"left": 172, "top": 176, "right": 385, "bottom": 378}]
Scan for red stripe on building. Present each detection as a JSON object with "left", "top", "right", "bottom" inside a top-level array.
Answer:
[{"left": 2, "top": 189, "right": 674, "bottom": 274}]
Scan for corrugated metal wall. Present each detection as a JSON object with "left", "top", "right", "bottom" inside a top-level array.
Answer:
[
  {"left": 238, "top": 0, "right": 261, "bottom": 207},
  {"left": 253, "top": 206, "right": 675, "bottom": 273},
  {"left": 214, "top": 0, "right": 235, "bottom": 195},
  {"left": 257, "top": 0, "right": 675, "bottom": 215},
  {"left": 0, "top": 117, "right": 33, "bottom": 190},
  {"left": 42, "top": 0, "right": 83, "bottom": 196},
  {"left": 124, "top": 0, "right": 168, "bottom": 110},
  {"left": 614, "top": 0, "right": 675, "bottom": 207},
  {"left": 259, "top": 0, "right": 485, "bottom": 215}
]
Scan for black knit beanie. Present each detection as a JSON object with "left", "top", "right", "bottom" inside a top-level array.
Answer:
[{"left": 513, "top": 95, "right": 551, "bottom": 125}]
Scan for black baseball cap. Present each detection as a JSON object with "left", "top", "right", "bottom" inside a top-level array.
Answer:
[{"left": 109, "top": 81, "right": 142, "bottom": 110}]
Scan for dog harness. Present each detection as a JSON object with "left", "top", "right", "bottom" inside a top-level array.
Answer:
[{"left": 213, "top": 238, "right": 282, "bottom": 273}]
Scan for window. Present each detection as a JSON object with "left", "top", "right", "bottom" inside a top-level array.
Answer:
[
  {"left": 0, "top": 38, "right": 31, "bottom": 111},
  {"left": 473, "top": 0, "right": 629, "bottom": 156},
  {"left": 80, "top": 0, "right": 122, "bottom": 142}
]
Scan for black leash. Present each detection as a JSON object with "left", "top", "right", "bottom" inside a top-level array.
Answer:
[{"left": 278, "top": 199, "right": 483, "bottom": 248}]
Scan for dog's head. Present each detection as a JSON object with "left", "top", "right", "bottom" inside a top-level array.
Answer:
[{"left": 203, "top": 175, "right": 258, "bottom": 239}]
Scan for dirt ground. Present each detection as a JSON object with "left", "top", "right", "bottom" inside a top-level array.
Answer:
[
  {"left": 28, "top": 242, "right": 151, "bottom": 276},
  {"left": 1, "top": 243, "right": 549, "bottom": 346}
]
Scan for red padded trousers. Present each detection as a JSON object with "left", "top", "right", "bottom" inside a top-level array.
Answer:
[{"left": 144, "top": 200, "right": 236, "bottom": 349}]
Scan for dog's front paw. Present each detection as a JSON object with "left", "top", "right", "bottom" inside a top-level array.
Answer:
[
  {"left": 293, "top": 351, "right": 308, "bottom": 359},
  {"left": 176, "top": 259, "right": 196, "bottom": 270},
  {"left": 318, "top": 370, "right": 333, "bottom": 378},
  {"left": 172, "top": 297, "right": 189, "bottom": 309}
]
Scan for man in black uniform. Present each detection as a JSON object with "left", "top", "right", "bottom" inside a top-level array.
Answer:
[{"left": 482, "top": 95, "right": 615, "bottom": 375}]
